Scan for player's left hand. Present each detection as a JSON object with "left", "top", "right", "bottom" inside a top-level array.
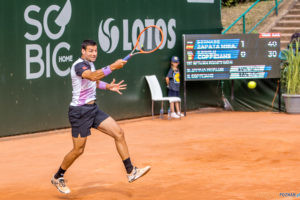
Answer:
[{"left": 108, "top": 78, "right": 127, "bottom": 95}]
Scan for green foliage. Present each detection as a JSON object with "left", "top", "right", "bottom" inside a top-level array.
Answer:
[
  {"left": 222, "top": 0, "right": 239, "bottom": 7},
  {"left": 281, "top": 41, "right": 300, "bottom": 94}
]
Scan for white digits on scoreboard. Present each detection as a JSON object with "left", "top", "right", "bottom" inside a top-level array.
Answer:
[
  {"left": 241, "top": 40, "right": 245, "bottom": 48},
  {"left": 268, "top": 41, "right": 277, "bottom": 47},
  {"left": 240, "top": 51, "right": 246, "bottom": 58},
  {"left": 267, "top": 50, "right": 277, "bottom": 58}
]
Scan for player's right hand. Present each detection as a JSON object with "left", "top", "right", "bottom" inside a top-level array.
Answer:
[{"left": 110, "top": 59, "right": 127, "bottom": 70}]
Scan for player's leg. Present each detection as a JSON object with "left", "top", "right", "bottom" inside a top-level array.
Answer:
[
  {"left": 97, "top": 117, "right": 150, "bottom": 182},
  {"left": 61, "top": 136, "right": 87, "bottom": 170},
  {"left": 51, "top": 104, "right": 93, "bottom": 194},
  {"left": 51, "top": 136, "right": 87, "bottom": 194},
  {"left": 59, "top": 104, "right": 94, "bottom": 170},
  {"left": 97, "top": 117, "right": 129, "bottom": 159}
]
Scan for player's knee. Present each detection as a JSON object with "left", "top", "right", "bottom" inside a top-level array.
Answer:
[
  {"left": 78, "top": 148, "right": 85, "bottom": 155},
  {"left": 73, "top": 147, "right": 85, "bottom": 157},
  {"left": 114, "top": 128, "right": 125, "bottom": 141}
]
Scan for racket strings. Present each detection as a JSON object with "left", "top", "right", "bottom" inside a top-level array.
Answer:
[{"left": 134, "top": 26, "right": 164, "bottom": 54}]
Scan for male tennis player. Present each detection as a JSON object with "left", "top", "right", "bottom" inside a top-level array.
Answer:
[{"left": 51, "top": 40, "right": 150, "bottom": 194}]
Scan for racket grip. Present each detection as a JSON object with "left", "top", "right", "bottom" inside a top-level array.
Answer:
[{"left": 123, "top": 54, "right": 131, "bottom": 61}]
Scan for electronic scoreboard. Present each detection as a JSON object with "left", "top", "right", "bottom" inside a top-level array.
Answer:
[{"left": 183, "top": 33, "right": 281, "bottom": 81}]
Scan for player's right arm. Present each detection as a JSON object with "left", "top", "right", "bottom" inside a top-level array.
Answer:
[{"left": 82, "top": 59, "right": 127, "bottom": 81}]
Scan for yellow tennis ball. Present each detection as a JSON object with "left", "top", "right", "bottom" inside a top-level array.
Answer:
[{"left": 248, "top": 81, "right": 256, "bottom": 89}]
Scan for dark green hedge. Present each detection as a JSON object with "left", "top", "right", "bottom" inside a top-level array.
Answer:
[{"left": 222, "top": 0, "right": 260, "bottom": 7}]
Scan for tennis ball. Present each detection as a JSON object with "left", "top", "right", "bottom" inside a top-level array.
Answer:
[{"left": 248, "top": 81, "right": 257, "bottom": 89}]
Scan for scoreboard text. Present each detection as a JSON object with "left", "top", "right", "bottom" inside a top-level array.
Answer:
[{"left": 183, "top": 33, "right": 281, "bottom": 81}]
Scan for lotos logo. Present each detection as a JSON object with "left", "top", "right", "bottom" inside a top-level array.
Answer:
[
  {"left": 24, "top": 0, "right": 73, "bottom": 79},
  {"left": 98, "top": 18, "right": 119, "bottom": 53},
  {"left": 98, "top": 18, "right": 176, "bottom": 53}
]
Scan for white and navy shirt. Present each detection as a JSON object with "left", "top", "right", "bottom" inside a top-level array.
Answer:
[{"left": 70, "top": 58, "right": 97, "bottom": 106}]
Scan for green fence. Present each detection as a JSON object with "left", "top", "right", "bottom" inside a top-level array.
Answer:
[
  {"left": 0, "top": 0, "right": 222, "bottom": 137},
  {"left": 222, "top": 0, "right": 283, "bottom": 34}
]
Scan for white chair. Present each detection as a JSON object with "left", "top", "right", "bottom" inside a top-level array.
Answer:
[{"left": 145, "top": 75, "right": 181, "bottom": 118}]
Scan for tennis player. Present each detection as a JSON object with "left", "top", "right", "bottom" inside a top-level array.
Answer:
[{"left": 51, "top": 40, "right": 151, "bottom": 194}]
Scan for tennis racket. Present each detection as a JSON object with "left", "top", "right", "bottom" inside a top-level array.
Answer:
[{"left": 123, "top": 25, "right": 164, "bottom": 61}]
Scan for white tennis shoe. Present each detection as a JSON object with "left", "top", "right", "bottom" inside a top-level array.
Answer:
[
  {"left": 170, "top": 112, "right": 180, "bottom": 119},
  {"left": 51, "top": 176, "right": 70, "bottom": 194},
  {"left": 177, "top": 112, "right": 184, "bottom": 117},
  {"left": 127, "top": 166, "right": 151, "bottom": 183}
]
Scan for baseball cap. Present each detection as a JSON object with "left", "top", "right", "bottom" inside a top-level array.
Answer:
[{"left": 171, "top": 56, "right": 179, "bottom": 63}]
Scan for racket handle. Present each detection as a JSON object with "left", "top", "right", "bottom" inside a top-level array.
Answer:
[{"left": 123, "top": 54, "right": 131, "bottom": 61}]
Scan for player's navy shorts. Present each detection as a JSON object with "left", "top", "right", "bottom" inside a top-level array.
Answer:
[
  {"left": 68, "top": 103, "right": 109, "bottom": 138},
  {"left": 168, "top": 89, "right": 180, "bottom": 97}
]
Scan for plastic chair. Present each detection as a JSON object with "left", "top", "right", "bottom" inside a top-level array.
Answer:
[{"left": 145, "top": 75, "right": 181, "bottom": 118}]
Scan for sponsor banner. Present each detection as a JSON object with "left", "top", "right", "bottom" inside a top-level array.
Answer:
[{"left": 0, "top": 0, "right": 222, "bottom": 136}]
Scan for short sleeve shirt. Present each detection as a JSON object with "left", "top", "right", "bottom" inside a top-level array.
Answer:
[
  {"left": 74, "top": 60, "right": 91, "bottom": 76},
  {"left": 70, "top": 58, "right": 97, "bottom": 106},
  {"left": 166, "top": 68, "right": 180, "bottom": 91}
]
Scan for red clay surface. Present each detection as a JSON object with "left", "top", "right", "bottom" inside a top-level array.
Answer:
[{"left": 1, "top": 111, "right": 300, "bottom": 200}]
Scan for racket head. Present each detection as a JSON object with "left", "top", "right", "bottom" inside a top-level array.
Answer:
[{"left": 133, "top": 25, "right": 164, "bottom": 55}]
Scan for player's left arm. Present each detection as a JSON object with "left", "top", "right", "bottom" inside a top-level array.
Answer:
[{"left": 97, "top": 79, "right": 127, "bottom": 95}]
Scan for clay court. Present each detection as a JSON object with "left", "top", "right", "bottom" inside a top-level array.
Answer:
[{"left": 1, "top": 111, "right": 300, "bottom": 200}]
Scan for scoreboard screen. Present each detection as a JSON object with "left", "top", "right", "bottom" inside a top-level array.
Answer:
[{"left": 183, "top": 33, "right": 281, "bottom": 81}]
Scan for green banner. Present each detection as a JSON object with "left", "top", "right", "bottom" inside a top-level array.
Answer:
[{"left": 0, "top": 0, "right": 222, "bottom": 136}]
